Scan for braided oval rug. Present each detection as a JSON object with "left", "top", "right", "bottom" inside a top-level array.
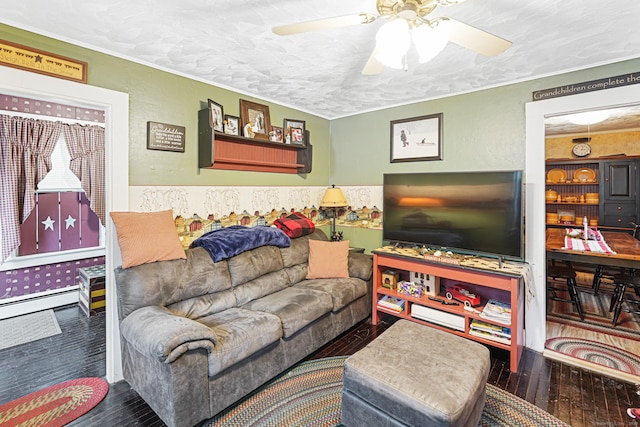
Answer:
[
  {"left": 205, "top": 356, "right": 568, "bottom": 427},
  {"left": 0, "top": 377, "right": 108, "bottom": 427}
]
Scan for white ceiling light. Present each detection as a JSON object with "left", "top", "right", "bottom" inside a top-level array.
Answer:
[
  {"left": 567, "top": 111, "right": 610, "bottom": 125},
  {"left": 412, "top": 23, "right": 448, "bottom": 63},
  {"left": 375, "top": 19, "right": 411, "bottom": 69},
  {"left": 375, "top": 18, "right": 450, "bottom": 69}
]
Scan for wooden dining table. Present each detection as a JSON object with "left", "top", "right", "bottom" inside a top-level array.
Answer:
[{"left": 546, "top": 228, "right": 640, "bottom": 270}]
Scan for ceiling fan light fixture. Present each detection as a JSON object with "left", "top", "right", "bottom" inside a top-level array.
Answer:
[
  {"left": 374, "top": 19, "right": 411, "bottom": 69},
  {"left": 412, "top": 24, "right": 448, "bottom": 63},
  {"left": 567, "top": 111, "right": 610, "bottom": 125}
]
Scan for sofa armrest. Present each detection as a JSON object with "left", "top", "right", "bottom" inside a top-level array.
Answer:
[
  {"left": 348, "top": 252, "right": 373, "bottom": 281},
  {"left": 120, "top": 305, "right": 217, "bottom": 364}
]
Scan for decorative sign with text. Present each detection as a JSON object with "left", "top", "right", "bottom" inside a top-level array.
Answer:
[
  {"left": 0, "top": 39, "right": 87, "bottom": 83},
  {"left": 533, "top": 72, "right": 640, "bottom": 101},
  {"left": 147, "top": 121, "right": 186, "bottom": 152}
]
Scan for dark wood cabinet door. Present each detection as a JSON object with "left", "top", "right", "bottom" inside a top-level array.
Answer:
[{"left": 602, "top": 160, "right": 636, "bottom": 201}]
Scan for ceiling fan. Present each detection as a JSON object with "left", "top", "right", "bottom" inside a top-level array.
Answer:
[{"left": 273, "top": 0, "right": 512, "bottom": 75}]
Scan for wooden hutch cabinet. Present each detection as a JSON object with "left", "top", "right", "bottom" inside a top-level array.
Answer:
[{"left": 545, "top": 156, "right": 640, "bottom": 231}]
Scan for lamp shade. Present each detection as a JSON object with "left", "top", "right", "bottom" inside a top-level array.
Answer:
[{"left": 320, "top": 186, "right": 348, "bottom": 208}]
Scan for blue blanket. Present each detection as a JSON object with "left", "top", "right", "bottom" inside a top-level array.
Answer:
[{"left": 190, "top": 225, "right": 291, "bottom": 262}]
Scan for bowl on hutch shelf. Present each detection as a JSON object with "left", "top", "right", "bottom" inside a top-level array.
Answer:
[
  {"left": 546, "top": 213, "right": 559, "bottom": 224},
  {"left": 585, "top": 192, "right": 599, "bottom": 204},
  {"left": 545, "top": 190, "right": 558, "bottom": 202}
]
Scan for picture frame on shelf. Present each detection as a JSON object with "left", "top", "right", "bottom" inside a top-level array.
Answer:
[
  {"left": 223, "top": 114, "right": 240, "bottom": 136},
  {"left": 239, "top": 99, "right": 271, "bottom": 140},
  {"left": 208, "top": 99, "right": 224, "bottom": 133},
  {"left": 283, "top": 118, "right": 306, "bottom": 145},
  {"left": 270, "top": 126, "right": 283, "bottom": 142},
  {"left": 290, "top": 127, "right": 304, "bottom": 145},
  {"left": 390, "top": 113, "right": 443, "bottom": 162}
]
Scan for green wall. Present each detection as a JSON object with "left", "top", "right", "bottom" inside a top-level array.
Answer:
[
  {"left": 330, "top": 58, "right": 640, "bottom": 251},
  {"left": 0, "top": 24, "right": 331, "bottom": 187},
  {"left": 330, "top": 58, "right": 640, "bottom": 185}
]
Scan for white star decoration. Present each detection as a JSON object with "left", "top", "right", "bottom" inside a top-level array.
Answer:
[
  {"left": 41, "top": 216, "right": 55, "bottom": 231},
  {"left": 65, "top": 215, "right": 76, "bottom": 229}
]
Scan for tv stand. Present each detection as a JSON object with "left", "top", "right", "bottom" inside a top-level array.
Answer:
[{"left": 372, "top": 249, "right": 525, "bottom": 372}]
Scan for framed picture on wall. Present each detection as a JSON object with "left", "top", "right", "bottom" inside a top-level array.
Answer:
[{"left": 390, "top": 113, "right": 443, "bottom": 162}]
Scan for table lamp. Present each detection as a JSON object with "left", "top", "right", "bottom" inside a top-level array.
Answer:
[{"left": 320, "top": 185, "right": 348, "bottom": 241}]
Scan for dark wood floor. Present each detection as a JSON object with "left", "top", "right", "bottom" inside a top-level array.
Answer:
[{"left": 1, "top": 305, "right": 640, "bottom": 427}]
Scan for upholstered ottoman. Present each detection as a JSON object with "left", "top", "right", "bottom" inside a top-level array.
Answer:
[{"left": 342, "top": 319, "right": 490, "bottom": 427}]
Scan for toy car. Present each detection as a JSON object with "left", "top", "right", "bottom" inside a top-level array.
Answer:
[{"left": 445, "top": 285, "right": 481, "bottom": 307}]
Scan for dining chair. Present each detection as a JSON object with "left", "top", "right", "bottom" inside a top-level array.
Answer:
[
  {"left": 547, "top": 263, "right": 585, "bottom": 321},
  {"left": 592, "top": 224, "right": 639, "bottom": 295},
  {"left": 610, "top": 273, "right": 640, "bottom": 327}
]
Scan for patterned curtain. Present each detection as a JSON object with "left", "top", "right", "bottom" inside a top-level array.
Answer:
[
  {"left": 0, "top": 115, "right": 63, "bottom": 262},
  {"left": 63, "top": 124, "right": 106, "bottom": 226}
]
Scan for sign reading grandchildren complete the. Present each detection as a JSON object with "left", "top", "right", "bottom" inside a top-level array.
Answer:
[
  {"left": 533, "top": 72, "right": 640, "bottom": 101},
  {"left": 147, "top": 121, "right": 186, "bottom": 152}
]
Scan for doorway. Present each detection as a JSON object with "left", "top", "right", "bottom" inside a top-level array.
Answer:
[
  {"left": 0, "top": 66, "right": 129, "bottom": 383},
  {"left": 542, "top": 108, "right": 640, "bottom": 371},
  {"left": 525, "top": 83, "right": 640, "bottom": 353}
]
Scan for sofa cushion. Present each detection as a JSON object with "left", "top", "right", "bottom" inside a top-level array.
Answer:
[
  {"left": 227, "top": 245, "right": 285, "bottom": 286},
  {"left": 110, "top": 209, "right": 186, "bottom": 268},
  {"left": 115, "top": 247, "right": 232, "bottom": 319},
  {"left": 279, "top": 230, "right": 328, "bottom": 268},
  {"left": 167, "top": 289, "right": 237, "bottom": 320},
  {"left": 295, "top": 278, "right": 368, "bottom": 312},
  {"left": 198, "top": 308, "right": 283, "bottom": 377},
  {"left": 307, "top": 240, "right": 349, "bottom": 279},
  {"left": 241, "top": 287, "right": 333, "bottom": 338},
  {"left": 233, "top": 269, "right": 291, "bottom": 307}
]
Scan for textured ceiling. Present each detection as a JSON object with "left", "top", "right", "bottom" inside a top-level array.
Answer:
[{"left": 1, "top": 0, "right": 640, "bottom": 119}]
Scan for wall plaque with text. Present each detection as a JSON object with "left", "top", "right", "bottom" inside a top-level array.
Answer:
[
  {"left": 0, "top": 39, "right": 87, "bottom": 83},
  {"left": 147, "top": 121, "right": 186, "bottom": 152}
]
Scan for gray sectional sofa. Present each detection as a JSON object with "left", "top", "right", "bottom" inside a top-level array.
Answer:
[{"left": 114, "top": 230, "right": 372, "bottom": 427}]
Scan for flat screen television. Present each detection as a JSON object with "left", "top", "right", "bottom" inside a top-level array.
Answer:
[{"left": 383, "top": 171, "right": 524, "bottom": 260}]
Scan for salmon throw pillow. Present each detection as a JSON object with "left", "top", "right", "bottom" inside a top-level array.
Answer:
[
  {"left": 306, "top": 239, "right": 349, "bottom": 279},
  {"left": 110, "top": 209, "right": 186, "bottom": 268}
]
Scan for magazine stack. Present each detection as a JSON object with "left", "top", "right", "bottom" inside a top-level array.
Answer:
[
  {"left": 479, "top": 299, "right": 511, "bottom": 325},
  {"left": 469, "top": 319, "right": 511, "bottom": 345},
  {"left": 377, "top": 295, "right": 405, "bottom": 313}
]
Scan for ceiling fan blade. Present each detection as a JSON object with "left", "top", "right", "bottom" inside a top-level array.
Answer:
[
  {"left": 362, "top": 49, "right": 385, "bottom": 75},
  {"left": 273, "top": 13, "right": 376, "bottom": 36},
  {"left": 439, "top": 18, "right": 512, "bottom": 57}
]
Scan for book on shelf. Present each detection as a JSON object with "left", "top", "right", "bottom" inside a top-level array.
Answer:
[
  {"left": 479, "top": 299, "right": 511, "bottom": 324},
  {"left": 470, "top": 319, "right": 511, "bottom": 339},
  {"left": 377, "top": 295, "right": 405, "bottom": 312},
  {"left": 469, "top": 328, "right": 511, "bottom": 345}
]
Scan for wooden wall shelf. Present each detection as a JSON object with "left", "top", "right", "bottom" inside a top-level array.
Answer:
[{"left": 198, "top": 108, "right": 311, "bottom": 174}]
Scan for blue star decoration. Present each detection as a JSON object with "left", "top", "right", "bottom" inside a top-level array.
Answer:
[
  {"left": 65, "top": 215, "right": 76, "bottom": 229},
  {"left": 41, "top": 216, "right": 55, "bottom": 231}
]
